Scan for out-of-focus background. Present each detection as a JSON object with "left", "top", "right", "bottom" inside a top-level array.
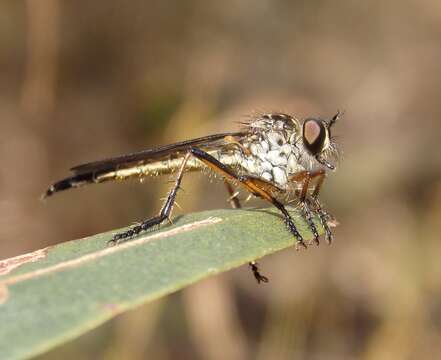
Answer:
[{"left": 2, "top": 1, "right": 441, "bottom": 359}]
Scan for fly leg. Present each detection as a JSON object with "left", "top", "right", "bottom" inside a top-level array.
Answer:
[
  {"left": 190, "top": 147, "right": 306, "bottom": 249},
  {"left": 289, "top": 170, "right": 328, "bottom": 245},
  {"left": 308, "top": 197, "right": 334, "bottom": 244},
  {"left": 290, "top": 169, "right": 334, "bottom": 244},
  {"left": 108, "top": 153, "right": 191, "bottom": 245},
  {"left": 310, "top": 171, "right": 334, "bottom": 244},
  {"left": 249, "top": 261, "right": 268, "bottom": 284},
  {"left": 224, "top": 181, "right": 269, "bottom": 284}
]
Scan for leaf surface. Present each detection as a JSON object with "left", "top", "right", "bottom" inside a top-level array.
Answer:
[{"left": 0, "top": 207, "right": 329, "bottom": 360}]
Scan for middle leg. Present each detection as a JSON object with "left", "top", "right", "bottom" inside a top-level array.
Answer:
[
  {"left": 289, "top": 170, "right": 323, "bottom": 245},
  {"left": 224, "top": 181, "right": 269, "bottom": 284},
  {"left": 290, "top": 169, "right": 334, "bottom": 244}
]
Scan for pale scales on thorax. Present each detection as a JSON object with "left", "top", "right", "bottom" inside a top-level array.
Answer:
[{"left": 217, "top": 113, "right": 313, "bottom": 189}]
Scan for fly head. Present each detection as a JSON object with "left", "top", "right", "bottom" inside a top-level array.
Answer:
[{"left": 301, "top": 110, "right": 341, "bottom": 170}]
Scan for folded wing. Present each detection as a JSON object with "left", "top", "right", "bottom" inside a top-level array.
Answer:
[{"left": 45, "top": 132, "right": 245, "bottom": 197}]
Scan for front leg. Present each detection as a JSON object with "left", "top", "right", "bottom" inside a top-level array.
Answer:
[
  {"left": 309, "top": 170, "right": 334, "bottom": 244},
  {"left": 308, "top": 197, "right": 334, "bottom": 244},
  {"left": 290, "top": 169, "right": 334, "bottom": 244}
]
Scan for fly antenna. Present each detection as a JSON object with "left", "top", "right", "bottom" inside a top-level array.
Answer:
[{"left": 328, "top": 110, "right": 343, "bottom": 129}]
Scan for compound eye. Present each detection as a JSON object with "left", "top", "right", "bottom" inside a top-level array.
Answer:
[{"left": 302, "top": 118, "right": 326, "bottom": 155}]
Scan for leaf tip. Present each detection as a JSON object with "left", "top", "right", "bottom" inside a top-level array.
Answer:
[{"left": 0, "top": 248, "right": 49, "bottom": 276}]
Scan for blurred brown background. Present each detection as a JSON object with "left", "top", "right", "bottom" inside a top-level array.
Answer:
[{"left": 2, "top": 0, "right": 441, "bottom": 359}]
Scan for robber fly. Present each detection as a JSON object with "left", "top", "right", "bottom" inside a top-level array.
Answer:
[{"left": 44, "top": 112, "right": 341, "bottom": 283}]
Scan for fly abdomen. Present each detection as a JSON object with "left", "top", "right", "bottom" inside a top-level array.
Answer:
[
  {"left": 44, "top": 155, "right": 208, "bottom": 198},
  {"left": 44, "top": 171, "right": 105, "bottom": 198}
]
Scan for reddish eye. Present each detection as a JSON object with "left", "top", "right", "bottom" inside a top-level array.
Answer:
[{"left": 302, "top": 118, "right": 326, "bottom": 155}]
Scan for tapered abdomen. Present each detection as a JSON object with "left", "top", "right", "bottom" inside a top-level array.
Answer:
[{"left": 44, "top": 152, "right": 239, "bottom": 198}]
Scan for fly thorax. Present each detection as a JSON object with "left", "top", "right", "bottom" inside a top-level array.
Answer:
[{"left": 239, "top": 129, "right": 302, "bottom": 188}]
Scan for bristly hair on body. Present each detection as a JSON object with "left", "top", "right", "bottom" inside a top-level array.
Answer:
[{"left": 43, "top": 111, "right": 342, "bottom": 283}]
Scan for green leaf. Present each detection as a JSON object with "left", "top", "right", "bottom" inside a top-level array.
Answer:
[{"left": 0, "top": 207, "right": 330, "bottom": 360}]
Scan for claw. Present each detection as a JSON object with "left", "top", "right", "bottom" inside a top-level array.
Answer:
[
  {"left": 249, "top": 261, "right": 269, "bottom": 284},
  {"left": 255, "top": 273, "right": 269, "bottom": 284},
  {"left": 295, "top": 240, "right": 308, "bottom": 250},
  {"left": 107, "top": 238, "right": 117, "bottom": 247},
  {"left": 309, "top": 237, "right": 320, "bottom": 246},
  {"left": 325, "top": 230, "right": 334, "bottom": 244}
]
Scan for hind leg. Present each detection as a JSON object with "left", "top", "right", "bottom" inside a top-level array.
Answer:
[{"left": 109, "top": 153, "right": 191, "bottom": 245}]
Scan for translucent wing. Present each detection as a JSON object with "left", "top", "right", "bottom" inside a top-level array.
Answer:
[
  {"left": 45, "top": 131, "right": 246, "bottom": 197},
  {"left": 71, "top": 132, "right": 245, "bottom": 174}
]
